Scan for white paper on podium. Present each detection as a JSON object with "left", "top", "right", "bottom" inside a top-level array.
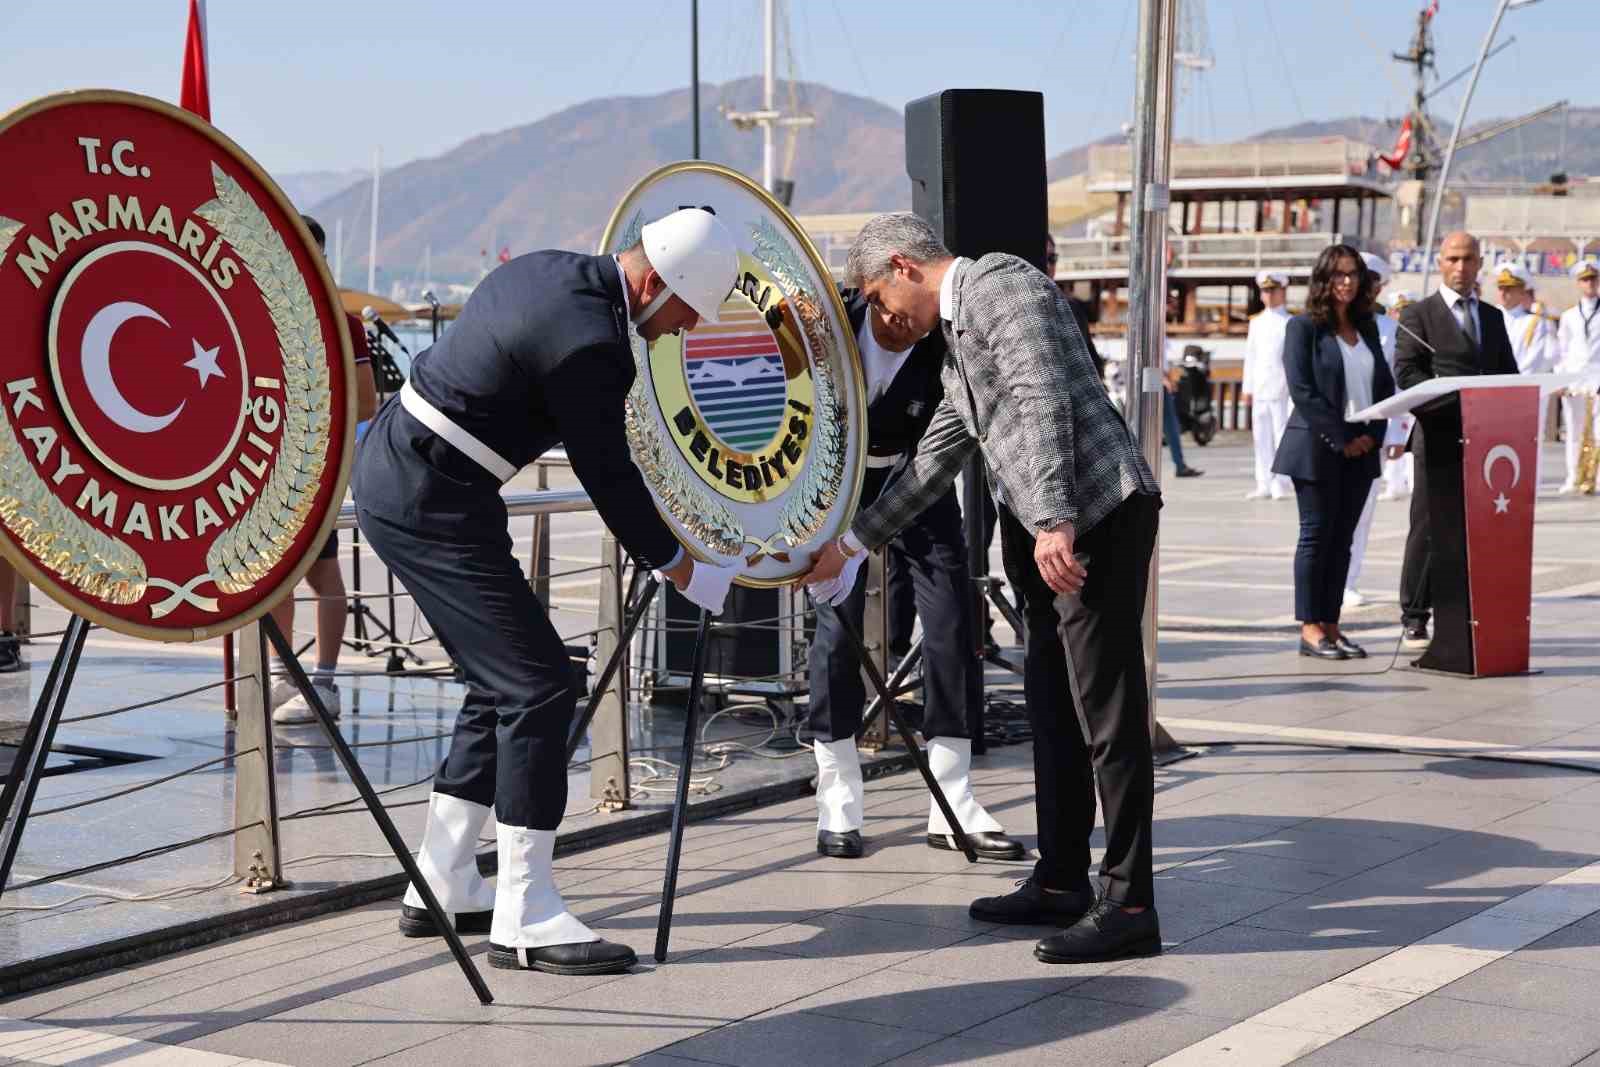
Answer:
[{"left": 1350, "top": 373, "right": 1578, "bottom": 422}]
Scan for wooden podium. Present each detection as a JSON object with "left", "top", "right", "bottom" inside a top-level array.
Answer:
[{"left": 1354, "top": 374, "right": 1573, "bottom": 677}]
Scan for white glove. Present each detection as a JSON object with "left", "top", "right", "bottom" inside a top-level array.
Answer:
[
  {"left": 806, "top": 550, "right": 865, "bottom": 607},
  {"left": 660, "top": 554, "right": 743, "bottom": 616}
]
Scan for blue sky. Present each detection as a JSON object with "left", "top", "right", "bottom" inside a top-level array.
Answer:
[{"left": 2, "top": 1, "right": 1594, "bottom": 176}]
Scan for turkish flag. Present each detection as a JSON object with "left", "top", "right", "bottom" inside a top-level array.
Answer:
[
  {"left": 1460, "top": 387, "right": 1540, "bottom": 676},
  {"left": 498, "top": 246, "right": 512, "bottom": 264},
  {"left": 180, "top": 0, "right": 210, "bottom": 121},
  {"left": 1379, "top": 116, "right": 1412, "bottom": 171}
]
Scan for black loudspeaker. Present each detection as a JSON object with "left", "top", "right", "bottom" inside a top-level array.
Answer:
[{"left": 904, "top": 89, "right": 1048, "bottom": 270}]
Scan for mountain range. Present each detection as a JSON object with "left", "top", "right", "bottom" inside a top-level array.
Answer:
[{"left": 279, "top": 78, "right": 1597, "bottom": 288}]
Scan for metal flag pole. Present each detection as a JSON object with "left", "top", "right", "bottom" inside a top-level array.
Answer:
[
  {"left": 1125, "top": 0, "right": 1186, "bottom": 760},
  {"left": 655, "top": 607, "right": 714, "bottom": 962},
  {"left": 1419, "top": 0, "right": 1545, "bottom": 294}
]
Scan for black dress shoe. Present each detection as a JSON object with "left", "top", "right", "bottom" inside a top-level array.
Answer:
[
  {"left": 928, "top": 830, "right": 1025, "bottom": 861},
  {"left": 817, "top": 829, "right": 864, "bottom": 858},
  {"left": 1175, "top": 466, "right": 1204, "bottom": 478},
  {"left": 488, "top": 939, "right": 637, "bottom": 976},
  {"left": 1034, "top": 898, "right": 1162, "bottom": 964},
  {"left": 1402, "top": 621, "right": 1430, "bottom": 647},
  {"left": 397, "top": 904, "right": 494, "bottom": 938},
  {"left": 1334, "top": 635, "right": 1368, "bottom": 659},
  {"left": 969, "top": 878, "right": 1094, "bottom": 926},
  {"left": 1298, "top": 637, "right": 1348, "bottom": 660}
]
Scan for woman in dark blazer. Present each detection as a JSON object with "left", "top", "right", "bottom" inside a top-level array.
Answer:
[{"left": 1272, "top": 244, "right": 1396, "bottom": 660}]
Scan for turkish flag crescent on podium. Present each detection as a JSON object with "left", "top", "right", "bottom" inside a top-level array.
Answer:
[
  {"left": 1460, "top": 387, "right": 1541, "bottom": 676},
  {"left": 180, "top": 0, "right": 210, "bottom": 121}
]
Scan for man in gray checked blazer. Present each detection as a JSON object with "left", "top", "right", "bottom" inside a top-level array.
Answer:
[{"left": 804, "top": 213, "right": 1164, "bottom": 965}]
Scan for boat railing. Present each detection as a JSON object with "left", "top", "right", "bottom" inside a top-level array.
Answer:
[{"left": 1056, "top": 231, "right": 1385, "bottom": 274}]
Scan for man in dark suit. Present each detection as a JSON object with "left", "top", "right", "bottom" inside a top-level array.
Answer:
[
  {"left": 353, "top": 209, "right": 742, "bottom": 977},
  {"left": 1394, "top": 231, "right": 1520, "bottom": 646},
  {"left": 806, "top": 213, "right": 1163, "bottom": 965},
  {"left": 807, "top": 292, "right": 1022, "bottom": 863}
]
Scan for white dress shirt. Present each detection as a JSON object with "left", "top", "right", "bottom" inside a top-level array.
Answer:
[
  {"left": 1438, "top": 284, "right": 1482, "bottom": 343},
  {"left": 1557, "top": 297, "right": 1600, "bottom": 375},
  {"left": 1242, "top": 306, "right": 1291, "bottom": 400},
  {"left": 1338, "top": 333, "right": 1376, "bottom": 421},
  {"left": 938, "top": 256, "right": 968, "bottom": 321},
  {"left": 856, "top": 315, "right": 914, "bottom": 405}
]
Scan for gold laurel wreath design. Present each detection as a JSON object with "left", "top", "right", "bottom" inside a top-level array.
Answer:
[
  {"left": 750, "top": 218, "right": 846, "bottom": 547},
  {"left": 614, "top": 210, "right": 745, "bottom": 556},
  {"left": 196, "top": 164, "right": 332, "bottom": 594},
  {"left": 0, "top": 215, "right": 148, "bottom": 605}
]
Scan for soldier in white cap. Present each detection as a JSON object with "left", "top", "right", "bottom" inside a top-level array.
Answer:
[
  {"left": 1556, "top": 259, "right": 1600, "bottom": 493},
  {"left": 1242, "top": 270, "right": 1292, "bottom": 500},
  {"left": 1344, "top": 252, "right": 1402, "bottom": 608},
  {"left": 1378, "top": 290, "right": 1418, "bottom": 500},
  {"left": 1496, "top": 262, "right": 1557, "bottom": 375}
]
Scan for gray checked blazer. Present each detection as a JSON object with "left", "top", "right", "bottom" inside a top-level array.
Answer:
[{"left": 850, "top": 254, "right": 1159, "bottom": 550}]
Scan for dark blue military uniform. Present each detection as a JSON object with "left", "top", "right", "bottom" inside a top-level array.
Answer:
[
  {"left": 353, "top": 252, "right": 680, "bottom": 831},
  {"left": 807, "top": 292, "right": 979, "bottom": 743}
]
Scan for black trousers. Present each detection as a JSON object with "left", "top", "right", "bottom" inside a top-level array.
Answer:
[
  {"left": 1399, "top": 427, "right": 1434, "bottom": 628},
  {"left": 357, "top": 507, "right": 575, "bottom": 830},
  {"left": 998, "top": 493, "right": 1160, "bottom": 907},
  {"left": 808, "top": 472, "right": 977, "bottom": 743},
  {"left": 1292, "top": 461, "right": 1376, "bottom": 624}
]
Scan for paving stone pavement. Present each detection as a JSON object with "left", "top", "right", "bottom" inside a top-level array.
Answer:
[{"left": 1, "top": 439, "right": 1597, "bottom": 1065}]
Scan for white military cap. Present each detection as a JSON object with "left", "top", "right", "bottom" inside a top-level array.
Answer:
[
  {"left": 1492, "top": 261, "right": 1532, "bottom": 288},
  {"left": 1359, "top": 252, "right": 1392, "bottom": 283},
  {"left": 1571, "top": 260, "right": 1599, "bottom": 281},
  {"left": 1255, "top": 270, "right": 1288, "bottom": 289}
]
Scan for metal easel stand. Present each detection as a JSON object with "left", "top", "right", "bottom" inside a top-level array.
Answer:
[{"left": 260, "top": 616, "right": 494, "bottom": 1005}]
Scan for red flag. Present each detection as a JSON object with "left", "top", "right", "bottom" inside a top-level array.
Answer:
[
  {"left": 498, "top": 246, "right": 511, "bottom": 264},
  {"left": 179, "top": 0, "right": 210, "bottom": 120},
  {"left": 1379, "top": 115, "right": 1413, "bottom": 170},
  {"left": 1422, "top": 1, "right": 1439, "bottom": 20}
]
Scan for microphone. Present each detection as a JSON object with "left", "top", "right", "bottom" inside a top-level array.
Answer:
[
  {"left": 421, "top": 289, "right": 440, "bottom": 310},
  {"left": 362, "top": 305, "right": 410, "bottom": 353}
]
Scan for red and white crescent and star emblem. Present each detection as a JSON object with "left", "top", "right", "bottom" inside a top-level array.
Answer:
[
  {"left": 1482, "top": 444, "right": 1521, "bottom": 515},
  {"left": 0, "top": 91, "right": 353, "bottom": 641}
]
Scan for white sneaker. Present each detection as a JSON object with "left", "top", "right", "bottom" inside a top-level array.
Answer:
[
  {"left": 1557, "top": 482, "right": 1577, "bottom": 495},
  {"left": 1244, "top": 488, "right": 1269, "bottom": 500},
  {"left": 1343, "top": 588, "right": 1367, "bottom": 609},
  {"left": 1377, "top": 489, "right": 1398, "bottom": 502},
  {"left": 1270, "top": 490, "right": 1291, "bottom": 501},
  {"left": 273, "top": 682, "right": 340, "bottom": 725},
  {"left": 270, "top": 678, "right": 298, "bottom": 708}
]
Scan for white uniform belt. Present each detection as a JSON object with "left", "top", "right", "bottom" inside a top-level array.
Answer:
[
  {"left": 400, "top": 380, "right": 518, "bottom": 484},
  {"left": 865, "top": 452, "right": 903, "bottom": 469}
]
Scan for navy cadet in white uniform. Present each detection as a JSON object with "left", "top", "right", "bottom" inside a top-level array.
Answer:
[
  {"left": 353, "top": 209, "right": 742, "bottom": 977},
  {"left": 807, "top": 293, "right": 1022, "bottom": 862}
]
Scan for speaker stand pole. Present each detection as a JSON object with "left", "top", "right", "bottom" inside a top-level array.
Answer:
[
  {"left": 262, "top": 616, "right": 493, "bottom": 1005},
  {"left": 654, "top": 607, "right": 713, "bottom": 962}
]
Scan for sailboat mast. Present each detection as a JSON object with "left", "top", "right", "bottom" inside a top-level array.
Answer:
[
  {"left": 367, "top": 146, "right": 381, "bottom": 296},
  {"left": 762, "top": 0, "right": 775, "bottom": 192}
]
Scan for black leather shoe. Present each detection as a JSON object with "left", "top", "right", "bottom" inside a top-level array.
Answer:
[
  {"left": 969, "top": 878, "right": 1094, "bottom": 926},
  {"left": 488, "top": 939, "right": 636, "bottom": 976},
  {"left": 1299, "top": 637, "right": 1348, "bottom": 660},
  {"left": 928, "top": 831, "right": 1025, "bottom": 861},
  {"left": 1175, "top": 466, "right": 1204, "bottom": 478},
  {"left": 397, "top": 904, "right": 494, "bottom": 938},
  {"left": 1034, "top": 898, "right": 1162, "bottom": 964},
  {"left": 817, "top": 829, "right": 864, "bottom": 858},
  {"left": 1334, "top": 635, "right": 1368, "bottom": 659},
  {"left": 1403, "top": 621, "right": 1430, "bottom": 647}
]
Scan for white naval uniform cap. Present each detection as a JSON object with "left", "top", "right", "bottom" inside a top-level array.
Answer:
[
  {"left": 1359, "top": 252, "right": 1392, "bottom": 284},
  {"left": 1492, "top": 262, "right": 1533, "bottom": 288},
  {"left": 1571, "top": 259, "right": 1599, "bottom": 281},
  {"left": 1255, "top": 270, "right": 1288, "bottom": 289}
]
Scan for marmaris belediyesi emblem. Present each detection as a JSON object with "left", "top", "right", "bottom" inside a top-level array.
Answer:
[{"left": 0, "top": 91, "right": 353, "bottom": 642}]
